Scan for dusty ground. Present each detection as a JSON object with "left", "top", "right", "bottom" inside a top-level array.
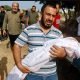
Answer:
[{"left": 0, "top": 38, "right": 28, "bottom": 80}]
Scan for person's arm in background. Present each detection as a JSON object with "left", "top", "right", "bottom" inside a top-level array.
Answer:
[
  {"left": 20, "top": 11, "right": 29, "bottom": 27},
  {"left": 2, "top": 12, "right": 8, "bottom": 35},
  {"left": 35, "top": 11, "right": 39, "bottom": 23},
  {"left": 24, "top": 10, "right": 29, "bottom": 27},
  {"left": 19, "top": 10, "right": 25, "bottom": 24}
]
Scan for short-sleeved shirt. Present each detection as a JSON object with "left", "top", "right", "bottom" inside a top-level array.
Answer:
[
  {"left": 15, "top": 22, "right": 63, "bottom": 74},
  {"left": 28, "top": 11, "right": 38, "bottom": 25}
]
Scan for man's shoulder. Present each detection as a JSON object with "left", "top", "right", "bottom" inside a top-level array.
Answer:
[
  {"left": 26, "top": 23, "right": 38, "bottom": 30},
  {"left": 51, "top": 26, "right": 62, "bottom": 34},
  {"left": 6, "top": 11, "right": 11, "bottom": 13},
  {"left": 6, "top": 11, "right": 11, "bottom": 15}
]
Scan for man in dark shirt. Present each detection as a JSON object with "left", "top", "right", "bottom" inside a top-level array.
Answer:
[{"left": 0, "top": 6, "right": 6, "bottom": 40}]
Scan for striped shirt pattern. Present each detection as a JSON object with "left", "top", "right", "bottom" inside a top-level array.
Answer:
[{"left": 15, "top": 22, "right": 63, "bottom": 74}]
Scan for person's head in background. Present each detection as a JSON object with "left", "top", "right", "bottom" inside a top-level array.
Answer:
[
  {"left": 31, "top": 5, "right": 36, "bottom": 12},
  {"left": 12, "top": 2, "right": 19, "bottom": 13},
  {"left": 0, "top": 6, "right": 5, "bottom": 12},
  {"left": 40, "top": 3, "right": 57, "bottom": 29},
  {"left": 56, "top": 3, "right": 60, "bottom": 14},
  {"left": 60, "top": 19, "right": 78, "bottom": 37}
]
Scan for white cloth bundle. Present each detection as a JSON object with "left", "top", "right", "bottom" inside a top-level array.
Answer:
[{"left": 7, "top": 37, "right": 80, "bottom": 80}]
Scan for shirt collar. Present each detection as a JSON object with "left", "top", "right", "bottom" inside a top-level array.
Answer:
[{"left": 36, "top": 21, "right": 54, "bottom": 31}]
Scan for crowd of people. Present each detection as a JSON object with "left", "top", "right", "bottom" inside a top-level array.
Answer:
[{"left": 0, "top": 1, "right": 80, "bottom": 80}]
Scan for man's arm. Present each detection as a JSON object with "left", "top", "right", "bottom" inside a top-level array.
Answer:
[
  {"left": 2, "top": 12, "right": 8, "bottom": 35},
  {"left": 13, "top": 43, "right": 30, "bottom": 73}
]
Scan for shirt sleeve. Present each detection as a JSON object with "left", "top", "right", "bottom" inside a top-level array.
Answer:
[
  {"left": 2, "top": 12, "right": 8, "bottom": 30},
  {"left": 15, "top": 28, "right": 28, "bottom": 47}
]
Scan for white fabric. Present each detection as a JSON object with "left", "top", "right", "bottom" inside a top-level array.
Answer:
[{"left": 7, "top": 37, "right": 80, "bottom": 80}]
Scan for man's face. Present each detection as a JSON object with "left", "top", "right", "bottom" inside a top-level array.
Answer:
[
  {"left": 31, "top": 6, "right": 36, "bottom": 12},
  {"left": 12, "top": 3, "right": 19, "bottom": 13},
  {"left": 1, "top": 7, "right": 4, "bottom": 12},
  {"left": 41, "top": 6, "right": 57, "bottom": 29}
]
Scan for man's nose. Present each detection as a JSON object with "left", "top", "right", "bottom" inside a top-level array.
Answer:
[{"left": 49, "top": 15, "right": 53, "bottom": 21}]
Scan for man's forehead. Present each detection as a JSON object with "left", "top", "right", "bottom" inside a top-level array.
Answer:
[
  {"left": 12, "top": 2, "right": 19, "bottom": 7},
  {"left": 44, "top": 6, "right": 57, "bottom": 14},
  {"left": 45, "top": 6, "right": 56, "bottom": 11}
]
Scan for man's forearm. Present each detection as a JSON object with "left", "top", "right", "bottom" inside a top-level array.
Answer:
[
  {"left": 13, "top": 43, "right": 30, "bottom": 73},
  {"left": 13, "top": 44, "right": 22, "bottom": 66}
]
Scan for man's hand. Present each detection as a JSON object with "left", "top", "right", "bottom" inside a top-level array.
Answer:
[
  {"left": 17, "top": 62, "right": 30, "bottom": 73},
  {"left": 3, "top": 30, "right": 6, "bottom": 36},
  {"left": 49, "top": 45, "right": 66, "bottom": 59}
]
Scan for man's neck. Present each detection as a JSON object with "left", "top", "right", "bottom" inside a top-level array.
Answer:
[
  {"left": 40, "top": 22, "right": 51, "bottom": 34},
  {"left": 12, "top": 11, "right": 18, "bottom": 14}
]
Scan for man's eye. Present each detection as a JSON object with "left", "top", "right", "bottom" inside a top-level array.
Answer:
[
  {"left": 52, "top": 15, "right": 55, "bottom": 17},
  {"left": 47, "top": 13, "right": 50, "bottom": 16}
]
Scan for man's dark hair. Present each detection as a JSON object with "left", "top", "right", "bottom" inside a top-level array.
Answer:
[
  {"left": 32, "top": 5, "right": 36, "bottom": 9},
  {"left": 41, "top": 2, "right": 56, "bottom": 13}
]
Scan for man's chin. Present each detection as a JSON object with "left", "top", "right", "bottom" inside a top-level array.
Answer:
[
  {"left": 46, "top": 24, "right": 52, "bottom": 27},
  {"left": 13, "top": 10, "right": 18, "bottom": 13},
  {"left": 45, "top": 25, "right": 52, "bottom": 29}
]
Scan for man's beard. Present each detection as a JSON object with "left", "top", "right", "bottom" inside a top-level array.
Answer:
[{"left": 40, "top": 18, "right": 52, "bottom": 29}]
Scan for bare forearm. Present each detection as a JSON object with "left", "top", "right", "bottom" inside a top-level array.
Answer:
[
  {"left": 13, "top": 43, "right": 21, "bottom": 66},
  {"left": 13, "top": 43, "right": 30, "bottom": 73}
]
